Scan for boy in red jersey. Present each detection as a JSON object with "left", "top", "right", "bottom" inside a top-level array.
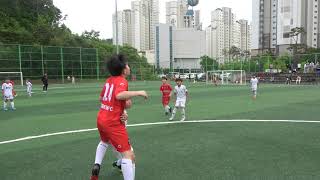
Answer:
[
  {"left": 9, "top": 80, "right": 17, "bottom": 97},
  {"left": 90, "top": 54, "right": 148, "bottom": 180},
  {"left": 159, "top": 76, "right": 172, "bottom": 115}
]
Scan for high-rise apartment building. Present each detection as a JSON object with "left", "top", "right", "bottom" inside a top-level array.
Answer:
[
  {"left": 205, "top": 7, "right": 251, "bottom": 63},
  {"left": 206, "top": 7, "right": 235, "bottom": 63},
  {"left": 113, "top": 0, "right": 159, "bottom": 51},
  {"left": 252, "top": 0, "right": 320, "bottom": 55},
  {"left": 239, "top": 19, "right": 251, "bottom": 51},
  {"left": 112, "top": 10, "right": 133, "bottom": 46},
  {"left": 166, "top": 0, "right": 200, "bottom": 29}
]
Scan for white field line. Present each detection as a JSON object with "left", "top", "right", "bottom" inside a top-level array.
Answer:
[{"left": 1, "top": 119, "right": 320, "bottom": 145}]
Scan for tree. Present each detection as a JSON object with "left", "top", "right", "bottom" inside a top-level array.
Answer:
[
  {"left": 82, "top": 30, "right": 101, "bottom": 40},
  {"left": 288, "top": 27, "right": 306, "bottom": 68},
  {"left": 228, "top": 46, "right": 241, "bottom": 61},
  {"left": 0, "top": 0, "right": 65, "bottom": 44},
  {"left": 200, "top": 55, "right": 219, "bottom": 72}
]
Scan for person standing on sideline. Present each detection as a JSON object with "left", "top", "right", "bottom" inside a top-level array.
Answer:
[
  {"left": 26, "top": 79, "right": 32, "bottom": 97},
  {"left": 41, "top": 73, "right": 48, "bottom": 92},
  {"left": 72, "top": 76, "right": 75, "bottom": 85}
]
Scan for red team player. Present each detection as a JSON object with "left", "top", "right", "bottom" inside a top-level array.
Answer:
[
  {"left": 160, "top": 76, "right": 172, "bottom": 115},
  {"left": 9, "top": 80, "right": 17, "bottom": 97},
  {"left": 90, "top": 54, "right": 148, "bottom": 180}
]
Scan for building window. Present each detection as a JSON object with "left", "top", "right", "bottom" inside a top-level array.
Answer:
[{"left": 283, "top": 33, "right": 290, "bottom": 38}]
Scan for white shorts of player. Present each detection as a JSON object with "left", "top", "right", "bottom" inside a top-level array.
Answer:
[
  {"left": 27, "top": 87, "right": 32, "bottom": 93},
  {"left": 175, "top": 99, "right": 186, "bottom": 108},
  {"left": 252, "top": 88, "right": 257, "bottom": 96},
  {"left": 3, "top": 94, "right": 14, "bottom": 100}
]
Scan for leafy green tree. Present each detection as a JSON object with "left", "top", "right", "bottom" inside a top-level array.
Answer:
[{"left": 200, "top": 56, "right": 219, "bottom": 72}]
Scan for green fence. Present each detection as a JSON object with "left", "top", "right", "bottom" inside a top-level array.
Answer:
[{"left": 0, "top": 44, "right": 99, "bottom": 83}]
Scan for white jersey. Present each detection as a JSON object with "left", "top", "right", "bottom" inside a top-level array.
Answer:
[
  {"left": 250, "top": 78, "right": 258, "bottom": 90},
  {"left": 2, "top": 83, "right": 13, "bottom": 96},
  {"left": 174, "top": 85, "right": 188, "bottom": 100},
  {"left": 26, "top": 81, "right": 32, "bottom": 88}
]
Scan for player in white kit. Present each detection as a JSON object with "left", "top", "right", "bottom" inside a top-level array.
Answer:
[
  {"left": 169, "top": 78, "right": 188, "bottom": 121},
  {"left": 2, "top": 78, "right": 16, "bottom": 111},
  {"left": 250, "top": 76, "right": 259, "bottom": 100},
  {"left": 26, "top": 79, "right": 32, "bottom": 97}
]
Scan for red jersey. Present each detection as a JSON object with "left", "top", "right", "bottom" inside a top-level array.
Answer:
[
  {"left": 98, "top": 76, "right": 128, "bottom": 126},
  {"left": 160, "top": 83, "right": 172, "bottom": 97}
]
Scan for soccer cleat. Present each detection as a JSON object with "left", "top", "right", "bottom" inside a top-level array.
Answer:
[
  {"left": 169, "top": 117, "right": 174, "bottom": 121},
  {"left": 180, "top": 117, "right": 185, "bottom": 122},
  {"left": 165, "top": 112, "right": 169, "bottom": 116},
  {"left": 112, "top": 161, "right": 122, "bottom": 171},
  {"left": 11, "top": 108, "right": 16, "bottom": 111},
  {"left": 3, "top": 108, "right": 8, "bottom": 111},
  {"left": 90, "top": 164, "right": 100, "bottom": 180}
]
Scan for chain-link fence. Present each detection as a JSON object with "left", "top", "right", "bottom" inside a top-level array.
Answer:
[
  {"left": 1, "top": 44, "right": 320, "bottom": 84},
  {"left": 0, "top": 44, "right": 99, "bottom": 84},
  {"left": 212, "top": 54, "right": 320, "bottom": 74}
]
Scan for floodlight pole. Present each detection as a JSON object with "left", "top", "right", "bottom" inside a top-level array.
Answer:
[{"left": 115, "top": 0, "right": 119, "bottom": 54}]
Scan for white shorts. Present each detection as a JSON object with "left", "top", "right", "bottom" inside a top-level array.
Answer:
[
  {"left": 3, "top": 94, "right": 14, "bottom": 100},
  {"left": 27, "top": 87, "right": 32, "bottom": 93},
  {"left": 252, "top": 89, "right": 257, "bottom": 96},
  {"left": 175, "top": 99, "right": 186, "bottom": 108}
]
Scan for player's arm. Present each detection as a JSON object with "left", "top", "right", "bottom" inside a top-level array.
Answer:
[
  {"left": 116, "top": 91, "right": 148, "bottom": 100},
  {"left": 99, "top": 85, "right": 106, "bottom": 102},
  {"left": 169, "top": 85, "right": 173, "bottom": 97}
]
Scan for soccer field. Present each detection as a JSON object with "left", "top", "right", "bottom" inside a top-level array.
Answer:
[{"left": 1, "top": 81, "right": 320, "bottom": 180}]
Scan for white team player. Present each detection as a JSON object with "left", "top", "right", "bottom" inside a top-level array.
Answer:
[
  {"left": 71, "top": 76, "right": 75, "bottom": 85},
  {"left": 26, "top": 79, "right": 32, "bottom": 97},
  {"left": 2, "top": 78, "right": 16, "bottom": 111},
  {"left": 169, "top": 78, "right": 188, "bottom": 121},
  {"left": 250, "top": 76, "right": 259, "bottom": 100}
]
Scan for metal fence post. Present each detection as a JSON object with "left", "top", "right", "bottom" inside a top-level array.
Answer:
[
  {"left": 18, "top": 44, "right": 22, "bottom": 73},
  {"left": 41, "top": 46, "right": 44, "bottom": 75},
  {"left": 60, "top": 47, "right": 64, "bottom": 83},
  {"left": 80, "top": 48, "right": 83, "bottom": 80},
  {"left": 96, "top": 48, "right": 99, "bottom": 80}
]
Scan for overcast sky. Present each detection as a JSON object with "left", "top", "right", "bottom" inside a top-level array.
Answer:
[{"left": 53, "top": 0, "right": 252, "bottom": 39}]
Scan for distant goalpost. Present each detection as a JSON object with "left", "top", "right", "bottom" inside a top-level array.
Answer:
[
  {"left": 0, "top": 72, "right": 24, "bottom": 86},
  {"left": 206, "top": 70, "right": 246, "bottom": 85}
]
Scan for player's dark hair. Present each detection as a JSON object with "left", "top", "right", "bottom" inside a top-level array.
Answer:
[
  {"left": 162, "top": 76, "right": 167, "bottom": 80},
  {"left": 106, "top": 54, "right": 128, "bottom": 76},
  {"left": 175, "top": 78, "right": 183, "bottom": 82}
]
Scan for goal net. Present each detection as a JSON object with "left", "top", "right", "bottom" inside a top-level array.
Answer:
[
  {"left": 206, "top": 70, "right": 246, "bottom": 85},
  {"left": 0, "top": 72, "right": 24, "bottom": 86}
]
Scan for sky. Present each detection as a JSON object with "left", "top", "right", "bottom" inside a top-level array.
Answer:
[{"left": 53, "top": 0, "right": 252, "bottom": 39}]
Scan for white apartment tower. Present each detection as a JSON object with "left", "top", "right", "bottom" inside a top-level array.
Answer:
[
  {"left": 166, "top": 0, "right": 188, "bottom": 28},
  {"left": 252, "top": 0, "right": 320, "bottom": 55},
  {"left": 112, "top": 10, "right": 133, "bottom": 46},
  {"left": 166, "top": 0, "right": 200, "bottom": 29},
  {"left": 239, "top": 19, "right": 251, "bottom": 51},
  {"left": 130, "top": 0, "right": 159, "bottom": 51},
  {"left": 208, "top": 7, "right": 235, "bottom": 63}
]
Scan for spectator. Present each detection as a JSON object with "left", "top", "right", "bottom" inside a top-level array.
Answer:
[
  {"left": 41, "top": 73, "right": 48, "bottom": 92},
  {"left": 304, "top": 63, "right": 308, "bottom": 73}
]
